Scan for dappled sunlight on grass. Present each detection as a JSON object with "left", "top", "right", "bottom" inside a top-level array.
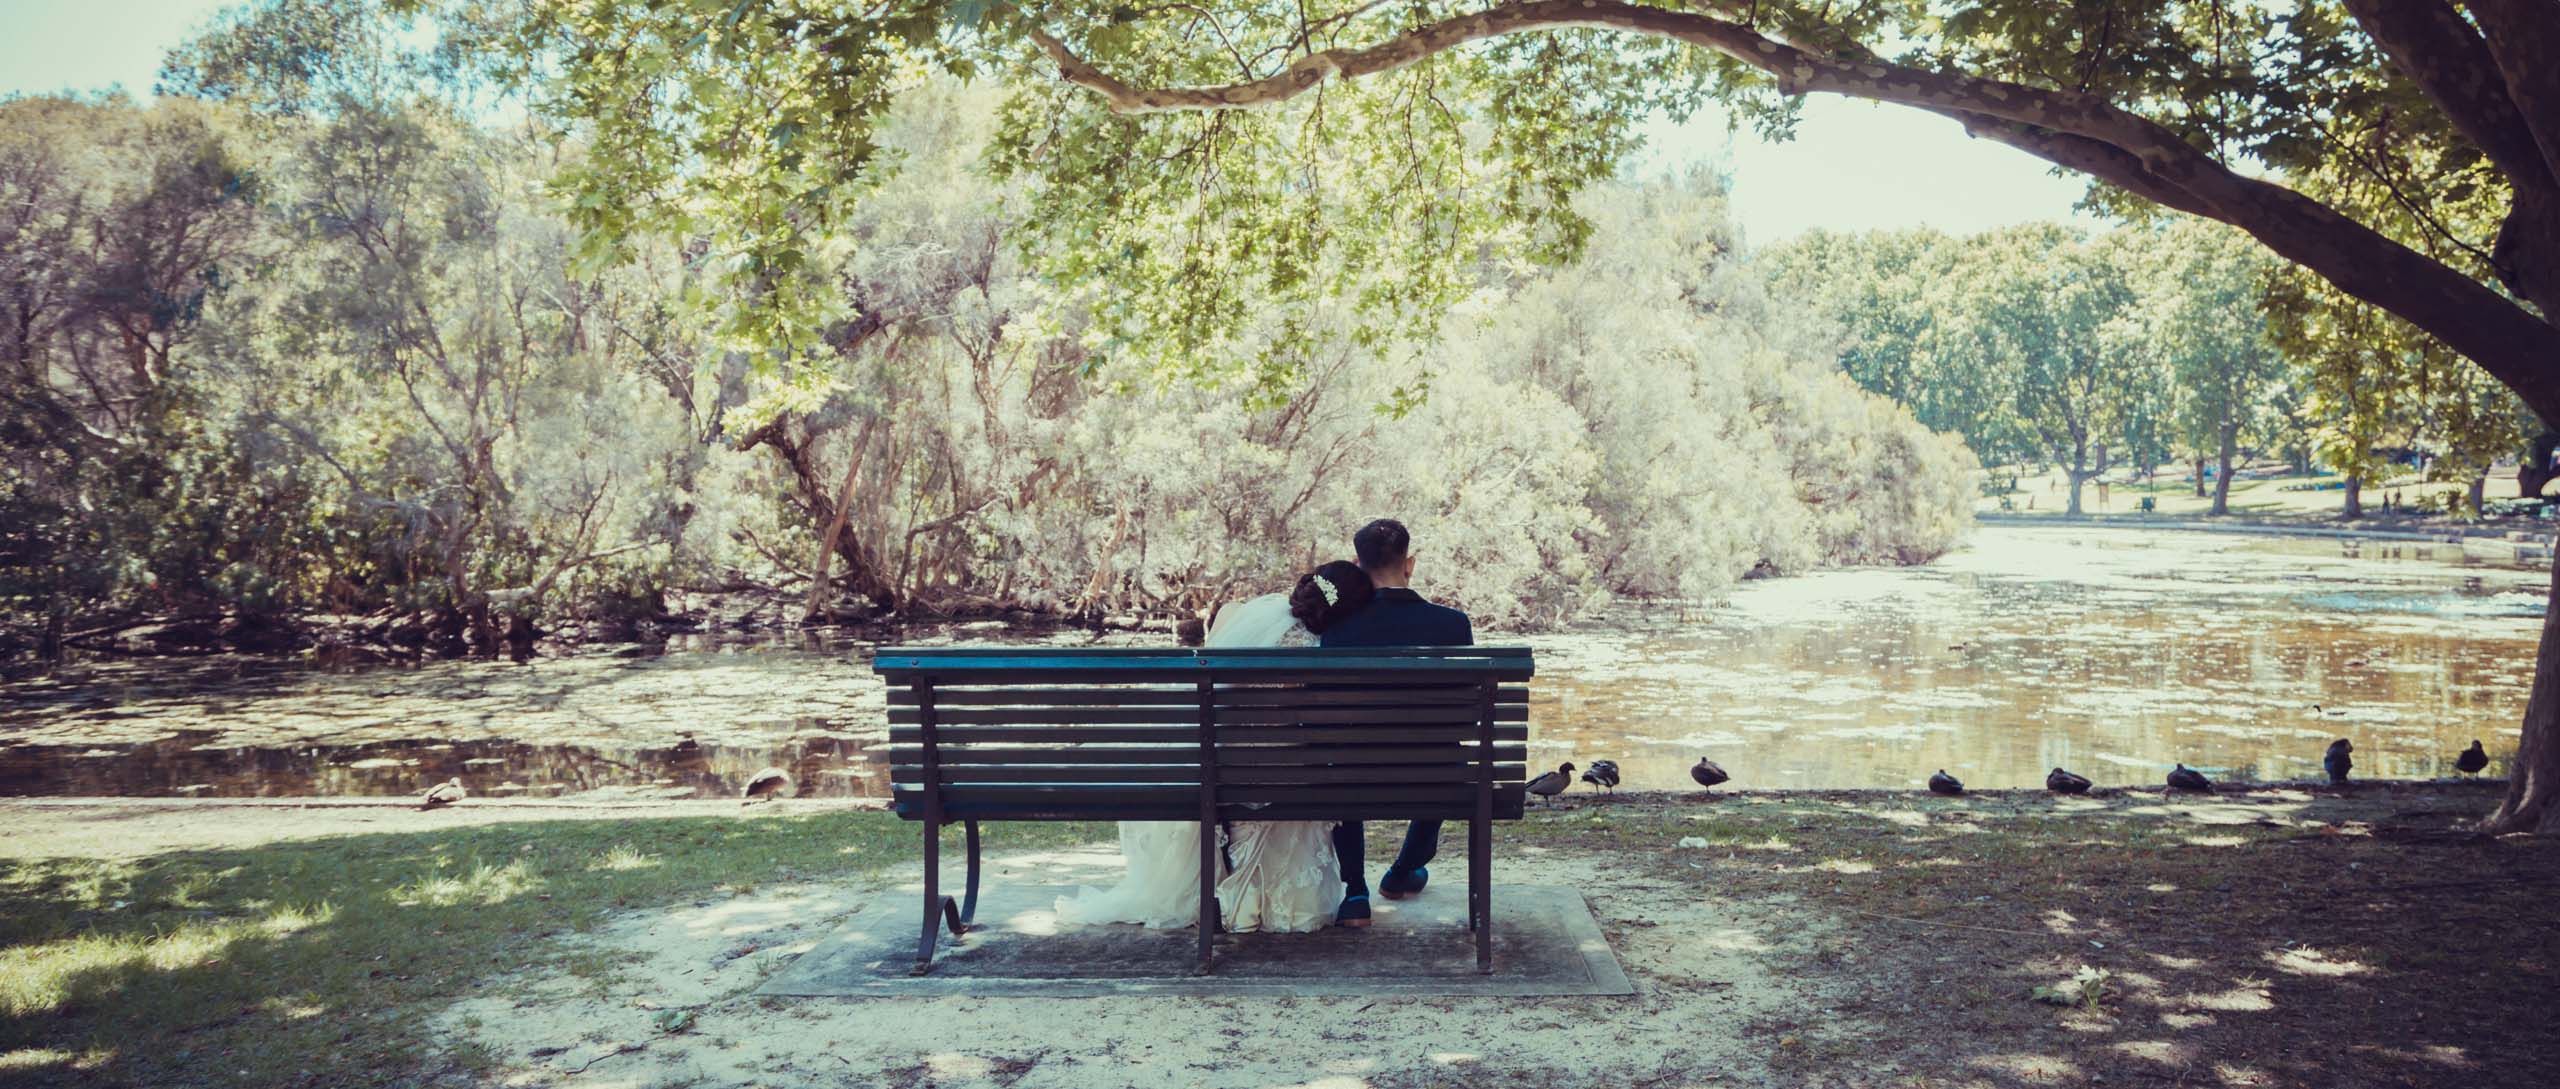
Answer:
[
  {"left": 0, "top": 813, "right": 1106, "bottom": 1088},
  {"left": 2266, "top": 946, "right": 2371, "bottom": 977}
]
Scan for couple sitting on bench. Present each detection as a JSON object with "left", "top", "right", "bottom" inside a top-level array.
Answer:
[{"left": 1055, "top": 518, "right": 1473, "bottom": 933}]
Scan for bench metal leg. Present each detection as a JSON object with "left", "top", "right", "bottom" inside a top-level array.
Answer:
[
  {"left": 914, "top": 821, "right": 969, "bottom": 975},
  {"left": 960, "top": 820, "right": 982, "bottom": 926},
  {"left": 1471, "top": 816, "right": 1492, "bottom": 973},
  {"left": 1197, "top": 818, "right": 1220, "bottom": 974}
]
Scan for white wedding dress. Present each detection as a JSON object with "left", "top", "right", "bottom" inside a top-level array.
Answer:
[{"left": 1053, "top": 593, "right": 1344, "bottom": 933}]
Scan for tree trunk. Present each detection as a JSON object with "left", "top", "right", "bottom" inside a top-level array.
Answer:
[
  {"left": 2343, "top": 469, "right": 2364, "bottom": 519},
  {"left": 2482, "top": 551, "right": 2560, "bottom": 833},
  {"left": 2210, "top": 427, "right": 2238, "bottom": 516},
  {"left": 2469, "top": 473, "right": 2488, "bottom": 518},
  {"left": 2522, "top": 431, "right": 2558, "bottom": 500},
  {"left": 2066, "top": 448, "right": 2088, "bottom": 516},
  {"left": 2193, "top": 458, "right": 2207, "bottom": 498}
]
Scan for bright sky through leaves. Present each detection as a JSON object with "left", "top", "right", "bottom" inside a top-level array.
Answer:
[{"left": 1, "top": 0, "right": 2092, "bottom": 243}]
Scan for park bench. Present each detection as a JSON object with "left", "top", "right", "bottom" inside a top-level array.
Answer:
[{"left": 876, "top": 645, "right": 1534, "bottom": 975}]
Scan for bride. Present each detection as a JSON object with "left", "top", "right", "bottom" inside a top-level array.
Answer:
[{"left": 1054, "top": 560, "right": 1376, "bottom": 933}]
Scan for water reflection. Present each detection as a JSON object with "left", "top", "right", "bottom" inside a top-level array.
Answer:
[{"left": 0, "top": 527, "right": 2537, "bottom": 797}]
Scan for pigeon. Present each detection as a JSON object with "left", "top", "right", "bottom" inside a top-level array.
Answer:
[
  {"left": 743, "top": 767, "right": 793, "bottom": 804},
  {"left": 1928, "top": 769, "right": 1964, "bottom": 796},
  {"left": 2324, "top": 739, "right": 2354, "bottom": 786},
  {"left": 1579, "top": 760, "right": 1621, "bottom": 793},
  {"left": 419, "top": 777, "right": 466, "bottom": 810},
  {"left": 2166, "top": 764, "right": 2213, "bottom": 792},
  {"left": 2045, "top": 767, "right": 2092, "bottom": 794},
  {"left": 2454, "top": 740, "right": 2489, "bottom": 776},
  {"left": 1690, "top": 758, "right": 1731, "bottom": 790},
  {"left": 1526, "top": 762, "right": 1576, "bottom": 805}
]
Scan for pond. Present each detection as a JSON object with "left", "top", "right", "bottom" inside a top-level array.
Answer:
[{"left": 0, "top": 525, "right": 2537, "bottom": 799}]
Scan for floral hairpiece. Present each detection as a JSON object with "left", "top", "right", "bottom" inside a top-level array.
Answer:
[{"left": 1311, "top": 574, "right": 1340, "bottom": 606}]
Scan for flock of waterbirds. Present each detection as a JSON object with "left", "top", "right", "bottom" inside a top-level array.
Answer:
[
  {"left": 407, "top": 740, "right": 2499, "bottom": 810},
  {"left": 1524, "top": 735, "right": 2495, "bottom": 806}
]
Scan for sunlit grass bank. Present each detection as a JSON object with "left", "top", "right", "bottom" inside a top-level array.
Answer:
[{"left": 0, "top": 813, "right": 1104, "bottom": 1088}]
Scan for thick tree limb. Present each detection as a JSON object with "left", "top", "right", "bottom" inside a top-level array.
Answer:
[
  {"left": 2338, "top": 0, "right": 2556, "bottom": 193},
  {"left": 2461, "top": 0, "right": 2560, "bottom": 190},
  {"left": 1028, "top": 0, "right": 2560, "bottom": 423}
]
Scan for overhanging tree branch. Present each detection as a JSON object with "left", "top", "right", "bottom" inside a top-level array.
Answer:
[{"left": 1025, "top": 0, "right": 2560, "bottom": 424}]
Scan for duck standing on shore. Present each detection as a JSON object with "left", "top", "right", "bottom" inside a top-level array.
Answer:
[
  {"left": 2455, "top": 740, "right": 2489, "bottom": 776},
  {"left": 1690, "top": 758, "right": 1730, "bottom": 790},
  {"left": 1579, "top": 760, "right": 1621, "bottom": 794},
  {"left": 420, "top": 777, "right": 467, "bottom": 810},
  {"left": 1928, "top": 769, "right": 1964, "bottom": 796},
  {"left": 2323, "top": 739, "right": 2354, "bottom": 786},
  {"left": 2166, "top": 764, "right": 2213, "bottom": 792},
  {"left": 743, "top": 767, "right": 793, "bottom": 804},
  {"left": 2045, "top": 767, "right": 2092, "bottom": 794},
  {"left": 1527, "top": 762, "right": 1576, "bottom": 805}
]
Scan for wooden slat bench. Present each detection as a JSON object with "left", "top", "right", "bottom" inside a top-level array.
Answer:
[{"left": 875, "top": 646, "right": 1535, "bottom": 975}]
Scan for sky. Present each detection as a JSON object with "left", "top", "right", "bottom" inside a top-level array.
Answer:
[{"left": 1, "top": 0, "right": 2099, "bottom": 244}]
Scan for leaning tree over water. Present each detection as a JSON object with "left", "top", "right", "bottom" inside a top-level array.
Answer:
[{"left": 523, "top": 0, "right": 2560, "bottom": 831}]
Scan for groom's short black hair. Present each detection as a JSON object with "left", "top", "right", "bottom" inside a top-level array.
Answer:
[{"left": 1353, "top": 518, "right": 1410, "bottom": 571}]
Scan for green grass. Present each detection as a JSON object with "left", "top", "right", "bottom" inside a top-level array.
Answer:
[{"left": 0, "top": 814, "right": 1105, "bottom": 1089}]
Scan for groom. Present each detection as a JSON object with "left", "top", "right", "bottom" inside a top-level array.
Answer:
[{"left": 1319, "top": 518, "right": 1473, "bottom": 927}]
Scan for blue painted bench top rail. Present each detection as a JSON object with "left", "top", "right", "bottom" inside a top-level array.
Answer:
[{"left": 873, "top": 645, "right": 1536, "bottom": 975}]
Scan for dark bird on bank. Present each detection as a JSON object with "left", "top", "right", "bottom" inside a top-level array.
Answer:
[
  {"left": 2046, "top": 767, "right": 2092, "bottom": 794},
  {"left": 420, "top": 777, "right": 466, "bottom": 810},
  {"left": 2166, "top": 764, "right": 2213, "bottom": 792},
  {"left": 2324, "top": 739, "right": 2354, "bottom": 786},
  {"left": 1691, "top": 758, "right": 1731, "bottom": 790},
  {"left": 1928, "top": 769, "right": 1964, "bottom": 796},
  {"left": 743, "top": 767, "right": 793, "bottom": 804},
  {"left": 2455, "top": 740, "right": 2489, "bottom": 776},
  {"left": 1580, "top": 760, "right": 1621, "bottom": 793},
  {"left": 1527, "top": 762, "right": 1577, "bottom": 805}
]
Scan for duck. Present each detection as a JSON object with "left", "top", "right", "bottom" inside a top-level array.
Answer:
[
  {"left": 2166, "top": 764, "right": 2213, "bottom": 792},
  {"left": 2045, "top": 767, "right": 2092, "bottom": 794},
  {"left": 1928, "top": 769, "right": 1964, "bottom": 796},
  {"left": 1579, "top": 760, "right": 1621, "bottom": 793},
  {"left": 419, "top": 777, "right": 467, "bottom": 810},
  {"left": 2323, "top": 739, "right": 2354, "bottom": 786},
  {"left": 1690, "top": 758, "right": 1731, "bottom": 790},
  {"left": 1526, "top": 762, "right": 1576, "bottom": 805},
  {"left": 2455, "top": 739, "right": 2489, "bottom": 776},
  {"left": 743, "top": 767, "right": 793, "bottom": 803}
]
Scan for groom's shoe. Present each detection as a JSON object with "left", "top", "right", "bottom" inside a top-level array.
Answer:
[
  {"left": 1380, "top": 866, "right": 1429, "bottom": 899},
  {"left": 1335, "top": 894, "right": 1372, "bottom": 928}
]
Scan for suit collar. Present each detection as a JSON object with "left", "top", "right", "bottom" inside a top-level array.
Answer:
[{"left": 1373, "top": 587, "right": 1425, "bottom": 604}]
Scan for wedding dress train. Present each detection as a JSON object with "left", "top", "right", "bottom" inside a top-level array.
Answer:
[{"left": 1053, "top": 592, "right": 1343, "bottom": 934}]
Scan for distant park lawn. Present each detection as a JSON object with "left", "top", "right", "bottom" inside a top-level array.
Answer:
[
  {"left": 1978, "top": 463, "right": 2523, "bottom": 520},
  {"left": 4, "top": 787, "right": 2555, "bottom": 1088}
]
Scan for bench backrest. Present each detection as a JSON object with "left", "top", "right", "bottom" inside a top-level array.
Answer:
[{"left": 876, "top": 647, "right": 1534, "bottom": 822}]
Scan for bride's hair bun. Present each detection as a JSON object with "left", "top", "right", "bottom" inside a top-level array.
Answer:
[{"left": 1289, "top": 560, "right": 1376, "bottom": 634}]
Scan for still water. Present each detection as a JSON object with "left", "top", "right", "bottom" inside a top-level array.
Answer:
[{"left": 0, "top": 526, "right": 2537, "bottom": 798}]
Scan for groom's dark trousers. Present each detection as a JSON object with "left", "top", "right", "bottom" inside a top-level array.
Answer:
[{"left": 1318, "top": 587, "right": 1475, "bottom": 893}]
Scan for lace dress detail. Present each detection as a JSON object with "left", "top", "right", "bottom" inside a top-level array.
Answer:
[{"left": 1051, "top": 593, "right": 1340, "bottom": 933}]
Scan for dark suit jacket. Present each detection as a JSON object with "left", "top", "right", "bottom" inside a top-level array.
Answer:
[{"left": 1318, "top": 587, "right": 1473, "bottom": 647}]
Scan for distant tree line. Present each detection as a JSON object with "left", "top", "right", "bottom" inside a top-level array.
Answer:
[{"left": 1761, "top": 218, "right": 2534, "bottom": 518}]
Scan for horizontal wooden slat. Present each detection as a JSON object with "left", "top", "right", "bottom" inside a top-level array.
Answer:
[
  {"left": 889, "top": 707, "right": 1200, "bottom": 725},
  {"left": 1220, "top": 764, "right": 1525, "bottom": 785},
  {"left": 890, "top": 801, "right": 1528, "bottom": 822},
  {"left": 876, "top": 645, "right": 1532, "bottom": 660},
  {"left": 892, "top": 766, "right": 1204, "bottom": 785},
  {"left": 1213, "top": 724, "right": 1528, "bottom": 744},
  {"left": 889, "top": 726, "right": 1200, "bottom": 745},
  {"left": 880, "top": 745, "right": 1205, "bottom": 766},
  {"left": 888, "top": 688, "right": 1197, "bottom": 706},
  {"left": 1213, "top": 705, "right": 1526, "bottom": 725},
  {"left": 890, "top": 784, "right": 1527, "bottom": 807},
  {"left": 1215, "top": 744, "right": 1526, "bottom": 766},
  {"left": 1213, "top": 685, "right": 1528, "bottom": 706}
]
